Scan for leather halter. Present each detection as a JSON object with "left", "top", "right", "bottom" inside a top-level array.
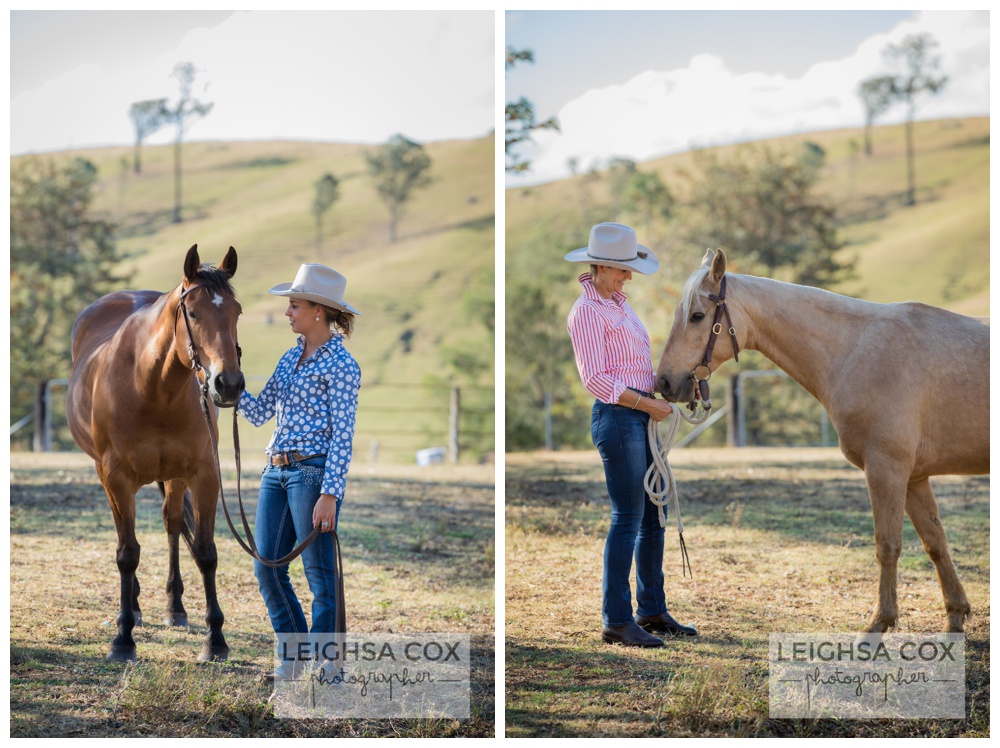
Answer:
[
  {"left": 690, "top": 275, "right": 740, "bottom": 410},
  {"left": 176, "top": 283, "right": 210, "bottom": 379}
]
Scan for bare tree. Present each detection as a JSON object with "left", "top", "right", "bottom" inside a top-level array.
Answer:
[
  {"left": 127, "top": 98, "right": 168, "bottom": 174},
  {"left": 857, "top": 76, "right": 895, "bottom": 156},
  {"left": 883, "top": 34, "right": 948, "bottom": 205},
  {"left": 161, "top": 62, "right": 213, "bottom": 223}
]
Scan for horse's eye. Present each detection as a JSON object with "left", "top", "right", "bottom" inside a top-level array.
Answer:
[
  {"left": 189, "top": 312, "right": 198, "bottom": 321},
  {"left": 690, "top": 312, "right": 705, "bottom": 323}
]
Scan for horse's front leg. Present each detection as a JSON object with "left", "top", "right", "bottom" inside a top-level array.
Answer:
[
  {"left": 160, "top": 480, "right": 189, "bottom": 627},
  {"left": 188, "top": 473, "right": 229, "bottom": 662},
  {"left": 905, "top": 477, "right": 971, "bottom": 633},
  {"left": 862, "top": 459, "right": 908, "bottom": 633},
  {"left": 100, "top": 470, "right": 142, "bottom": 661}
]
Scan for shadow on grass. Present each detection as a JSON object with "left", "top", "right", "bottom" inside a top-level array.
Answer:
[
  {"left": 505, "top": 631, "right": 990, "bottom": 738},
  {"left": 506, "top": 462, "right": 989, "bottom": 552}
]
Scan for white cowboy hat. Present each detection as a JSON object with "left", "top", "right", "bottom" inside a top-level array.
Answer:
[
  {"left": 269, "top": 263, "right": 362, "bottom": 315},
  {"left": 564, "top": 222, "right": 659, "bottom": 275}
]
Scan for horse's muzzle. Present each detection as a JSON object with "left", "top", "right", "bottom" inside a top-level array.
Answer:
[
  {"left": 212, "top": 371, "right": 245, "bottom": 407},
  {"left": 656, "top": 372, "right": 695, "bottom": 404}
]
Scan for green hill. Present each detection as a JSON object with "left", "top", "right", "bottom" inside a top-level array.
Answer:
[
  {"left": 504, "top": 117, "right": 989, "bottom": 450},
  {"left": 15, "top": 135, "right": 494, "bottom": 463},
  {"left": 507, "top": 116, "right": 989, "bottom": 316}
]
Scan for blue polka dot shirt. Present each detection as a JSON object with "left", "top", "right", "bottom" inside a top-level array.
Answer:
[{"left": 238, "top": 334, "right": 360, "bottom": 500}]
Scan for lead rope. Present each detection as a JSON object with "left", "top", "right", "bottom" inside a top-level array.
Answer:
[{"left": 643, "top": 403, "right": 709, "bottom": 578}]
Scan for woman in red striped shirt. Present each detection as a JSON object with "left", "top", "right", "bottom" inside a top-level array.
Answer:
[{"left": 566, "top": 222, "right": 698, "bottom": 648}]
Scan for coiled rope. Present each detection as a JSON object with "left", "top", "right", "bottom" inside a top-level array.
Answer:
[{"left": 644, "top": 403, "right": 709, "bottom": 578}]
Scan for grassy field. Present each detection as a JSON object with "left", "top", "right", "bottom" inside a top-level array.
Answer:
[
  {"left": 12, "top": 134, "right": 494, "bottom": 463},
  {"left": 505, "top": 448, "right": 989, "bottom": 737},
  {"left": 9, "top": 452, "right": 495, "bottom": 738}
]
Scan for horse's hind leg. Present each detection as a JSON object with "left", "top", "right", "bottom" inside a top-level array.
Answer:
[
  {"left": 905, "top": 477, "right": 970, "bottom": 633},
  {"left": 160, "top": 480, "right": 189, "bottom": 627},
  {"left": 863, "top": 461, "right": 907, "bottom": 633},
  {"left": 187, "top": 474, "right": 229, "bottom": 662}
]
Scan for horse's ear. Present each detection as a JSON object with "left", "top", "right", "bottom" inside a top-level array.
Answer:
[
  {"left": 183, "top": 245, "right": 200, "bottom": 282},
  {"left": 701, "top": 248, "right": 715, "bottom": 267},
  {"left": 710, "top": 248, "right": 727, "bottom": 284},
  {"left": 219, "top": 247, "right": 238, "bottom": 278}
]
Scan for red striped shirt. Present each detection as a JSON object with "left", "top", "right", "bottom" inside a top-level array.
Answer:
[{"left": 567, "top": 273, "right": 657, "bottom": 404}]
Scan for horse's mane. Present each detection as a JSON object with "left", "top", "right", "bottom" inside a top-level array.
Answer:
[
  {"left": 189, "top": 263, "right": 238, "bottom": 300},
  {"left": 680, "top": 264, "right": 711, "bottom": 319}
]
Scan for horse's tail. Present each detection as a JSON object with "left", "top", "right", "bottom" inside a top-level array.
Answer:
[{"left": 156, "top": 481, "right": 197, "bottom": 549}]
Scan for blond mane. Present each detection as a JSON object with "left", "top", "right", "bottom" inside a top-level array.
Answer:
[{"left": 680, "top": 264, "right": 712, "bottom": 320}]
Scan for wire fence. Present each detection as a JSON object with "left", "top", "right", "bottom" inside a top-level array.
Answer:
[{"left": 14, "top": 378, "right": 494, "bottom": 466}]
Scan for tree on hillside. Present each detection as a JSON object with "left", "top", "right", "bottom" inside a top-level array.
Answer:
[
  {"left": 621, "top": 169, "right": 674, "bottom": 237},
  {"left": 161, "top": 62, "right": 213, "bottom": 223},
  {"left": 312, "top": 173, "right": 341, "bottom": 254},
  {"left": 10, "top": 157, "right": 129, "bottom": 432},
  {"left": 606, "top": 157, "right": 638, "bottom": 218},
  {"left": 505, "top": 222, "right": 587, "bottom": 451},
  {"left": 566, "top": 157, "right": 601, "bottom": 224},
  {"left": 677, "top": 142, "right": 852, "bottom": 287},
  {"left": 882, "top": 33, "right": 948, "bottom": 206},
  {"left": 505, "top": 47, "right": 560, "bottom": 173},
  {"left": 365, "top": 134, "right": 432, "bottom": 243},
  {"left": 856, "top": 76, "right": 895, "bottom": 156},
  {"left": 127, "top": 98, "right": 168, "bottom": 174}
]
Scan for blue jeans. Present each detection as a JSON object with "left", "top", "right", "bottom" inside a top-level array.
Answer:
[
  {"left": 254, "top": 457, "right": 342, "bottom": 654},
  {"left": 591, "top": 400, "right": 667, "bottom": 627}
]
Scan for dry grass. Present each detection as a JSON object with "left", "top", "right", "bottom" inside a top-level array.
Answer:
[
  {"left": 505, "top": 448, "right": 989, "bottom": 737},
  {"left": 9, "top": 452, "right": 495, "bottom": 737}
]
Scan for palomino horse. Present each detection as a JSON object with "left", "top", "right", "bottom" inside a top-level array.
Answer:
[
  {"left": 655, "top": 249, "right": 988, "bottom": 634},
  {"left": 67, "top": 245, "right": 244, "bottom": 661}
]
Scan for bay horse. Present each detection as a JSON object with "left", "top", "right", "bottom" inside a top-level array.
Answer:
[
  {"left": 655, "top": 249, "right": 988, "bottom": 634},
  {"left": 67, "top": 245, "right": 244, "bottom": 661}
]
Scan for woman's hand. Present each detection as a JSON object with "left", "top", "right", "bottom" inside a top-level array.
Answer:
[
  {"left": 312, "top": 493, "right": 338, "bottom": 532},
  {"left": 617, "top": 389, "right": 675, "bottom": 422},
  {"left": 638, "top": 396, "right": 675, "bottom": 422}
]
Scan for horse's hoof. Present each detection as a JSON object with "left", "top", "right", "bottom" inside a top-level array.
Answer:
[
  {"left": 164, "top": 613, "right": 189, "bottom": 627},
  {"left": 107, "top": 645, "right": 137, "bottom": 662},
  {"left": 198, "top": 644, "right": 230, "bottom": 662}
]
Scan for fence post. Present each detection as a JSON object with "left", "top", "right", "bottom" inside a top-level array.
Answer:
[
  {"left": 544, "top": 392, "right": 553, "bottom": 451},
  {"left": 449, "top": 387, "right": 460, "bottom": 464},
  {"left": 33, "top": 380, "right": 48, "bottom": 452},
  {"left": 727, "top": 375, "right": 743, "bottom": 447}
]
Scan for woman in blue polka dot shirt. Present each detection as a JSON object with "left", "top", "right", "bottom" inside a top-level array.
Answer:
[{"left": 237, "top": 263, "right": 361, "bottom": 681}]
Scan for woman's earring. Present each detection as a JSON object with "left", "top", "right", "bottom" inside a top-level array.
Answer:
[{"left": 315, "top": 316, "right": 320, "bottom": 322}]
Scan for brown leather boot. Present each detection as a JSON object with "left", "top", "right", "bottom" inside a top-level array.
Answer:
[
  {"left": 601, "top": 621, "right": 664, "bottom": 648},
  {"left": 636, "top": 611, "right": 698, "bottom": 637}
]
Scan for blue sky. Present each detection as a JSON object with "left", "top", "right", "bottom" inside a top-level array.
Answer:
[
  {"left": 10, "top": 10, "right": 495, "bottom": 154},
  {"left": 506, "top": 9, "right": 990, "bottom": 185}
]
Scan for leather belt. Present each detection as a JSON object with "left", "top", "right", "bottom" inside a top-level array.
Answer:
[
  {"left": 627, "top": 387, "right": 657, "bottom": 398},
  {"left": 267, "top": 451, "right": 326, "bottom": 467}
]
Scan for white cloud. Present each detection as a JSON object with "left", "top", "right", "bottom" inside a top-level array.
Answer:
[
  {"left": 509, "top": 10, "right": 989, "bottom": 186},
  {"left": 11, "top": 10, "right": 495, "bottom": 154}
]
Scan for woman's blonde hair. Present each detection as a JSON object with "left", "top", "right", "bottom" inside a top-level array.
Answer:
[
  {"left": 589, "top": 264, "right": 599, "bottom": 281},
  {"left": 315, "top": 303, "right": 355, "bottom": 338}
]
